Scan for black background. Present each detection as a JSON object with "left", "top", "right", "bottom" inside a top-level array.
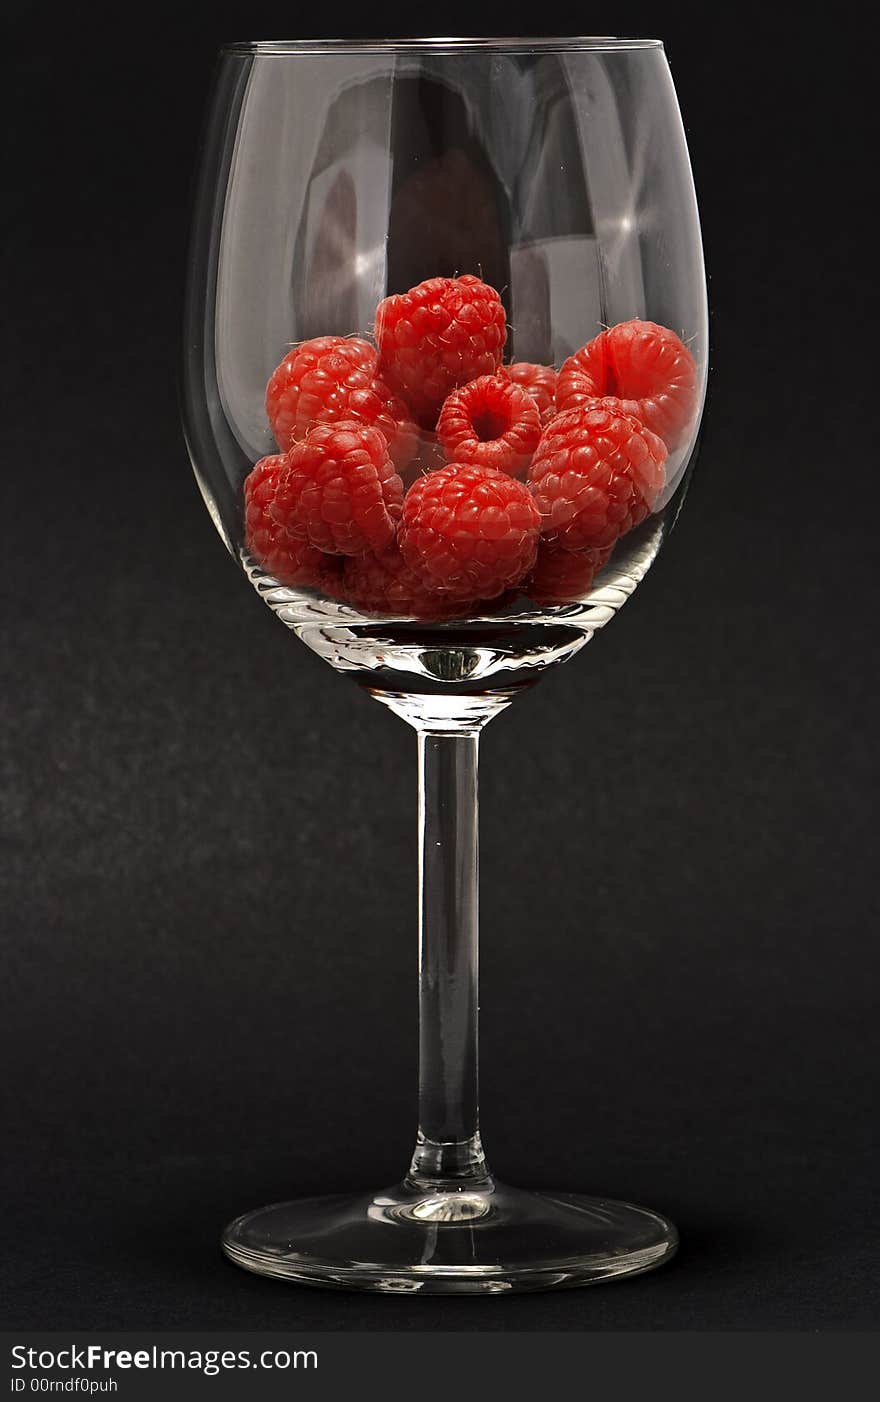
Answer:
[{"left": 2, "top": 0, "right": 879, "bottom": 1331}]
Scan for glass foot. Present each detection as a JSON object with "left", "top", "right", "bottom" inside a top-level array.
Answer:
[{"left": 221, "top": 1179, "right": 677, "bottom": 1294}]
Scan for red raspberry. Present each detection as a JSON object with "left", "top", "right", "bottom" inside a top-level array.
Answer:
[
  {"left": 556, "top": 320, "right": 698, "bottom": 448},
  {"left": 271, "top": 421, "right": 404, "bottom": 556},
  {"left": 436, "top": 374, "right": 541, "bottom": 479},
  {"left": 374, "top": 274, "right": 507, "bottom": 429},
  {"left": 243, "top": 455, "right": 340, "bottom": 590},
  {"left": 526, "top": 542, "right": 613, "bottom": 605},
  {"left": 265, "top": 336, "right": 417, "bottom": 470},
  {"left": 342, "top": 548, "right": 469, "bottom": 619},
  {"left": 528, "top": 404, "right": 667, "bottom": 551},
  {"left": 502, "top": 362, "right": 558, "bottom": 427},
  {"left": 400, "top": 463, "right": 540, "bottom": 601}
]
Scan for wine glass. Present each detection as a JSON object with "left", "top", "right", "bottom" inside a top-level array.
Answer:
[{"left": 183, "top": 35, "right": 707, "bottom": 1294}]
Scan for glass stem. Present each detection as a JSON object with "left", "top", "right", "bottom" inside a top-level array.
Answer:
[{"left": 407, "top": 728, "right": 492, "bottom": 1192}]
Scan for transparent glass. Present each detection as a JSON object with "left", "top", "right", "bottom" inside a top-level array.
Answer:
[{"left": 183, "top": 35, "right": 707, "bottom": 1293}]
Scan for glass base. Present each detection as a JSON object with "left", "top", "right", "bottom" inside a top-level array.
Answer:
[{"left": 221, "top": 1179, "right": 677, "bottom": 1294}]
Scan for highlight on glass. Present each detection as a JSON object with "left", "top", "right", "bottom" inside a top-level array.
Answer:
[{"left": 183, "top": 35, "right": 707, "bottom": 1293}]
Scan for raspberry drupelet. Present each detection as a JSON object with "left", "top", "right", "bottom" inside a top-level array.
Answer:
[
  {"left": 528, "top": 404, "right": 667, "bottom": 551},
  {"left": 374, "top": 274, "right": 507, "bottom": 429},
  {"left": 501, "top": 362, "right": 558, "bottom": 427},
  {"left": 270, "top": 420, "right": 405, "bottom": 557},
  {"left": 556, "top": 319, "right": 697, "bottom": 449},
  {"left": 243, "top": 455, "right": 341, "bottom": 590},
  {"left": 400, "top": 463, "right": 540, "bottom": 601},
  {"left": 265, "top": 336, "right": 417, "bottom": 470},
  {"left": 436, "top": 374, "right": 542, "bottom": 479}
]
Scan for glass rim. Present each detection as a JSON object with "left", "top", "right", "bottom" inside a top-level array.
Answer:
[{"left": 220, "top": 36, "right": 664, "bottom": 56}]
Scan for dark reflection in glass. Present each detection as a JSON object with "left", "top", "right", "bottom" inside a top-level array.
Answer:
[
  {"left": 290, "top": 56, "right": 598, "bottom": 351},
  {"left": 386, "top": 70, "right": 513, "bottom": 295}
]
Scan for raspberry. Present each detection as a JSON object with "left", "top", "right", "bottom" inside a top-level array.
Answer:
[
  {"left": 243, "top": 455, "right": 339, "bottom": 590},
  {"left": 556, "top": 320, "right": 698, "bottom": 447},
  {"left": 436, "top": 374, "right": 541, "bottom": 479},
  {"left": 342, "top": 548, "right": 468, "bottom": 619},
  {"left": 400, "top": 463, "right": 540, "bottom": 601},
  {"left": 265, "top": 336, "right": 417, "bottom": 470},
  {"left": 528, "top": 404, "right": 667, "bottom": 550},
  {"left": 526, "top": 542, "right": 613, "bottom": 605},
  {"left": 374, "top": 274, "right": 507, "bottom": 429},
  {"left": 502, "top": 362, "right": 558, "bottom": 426},
  {"left": 271, "top": 421, "right": 404, "bottom": 556}
]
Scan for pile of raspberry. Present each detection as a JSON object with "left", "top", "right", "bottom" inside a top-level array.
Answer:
[{"left": 244, "top": 273, "right": 697, "bottom": 613}]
